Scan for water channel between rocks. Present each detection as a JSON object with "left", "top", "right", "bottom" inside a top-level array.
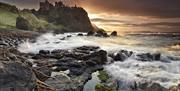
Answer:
[{"left": 83, "top": 71, "right": 100, "bottom": 91}]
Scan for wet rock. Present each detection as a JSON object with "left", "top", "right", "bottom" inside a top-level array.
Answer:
[
  {"left": 86, "top": 60, "right": 97, "bottom": 66},
  {"left": 89, "top": 50, "right": 107, "bottom": 64},
  {"left": 114, "top": 52, "right": 128, "bottom": 61},
  {"left": 137, "top": 53, "right": 161, "bottom": 61},
  {"left": 69, "top": 67, "right": 84, "bottom": 76},
  {"left": 67, "top": 35, "right": 72, "bottom": 37},
  {"left": 109, "top": 50, "right": 133, "bottom": 62},
  {"left": 69, "top": 61, "right": 83, "bottom": 68},
  {"left": 34, "top": 66, "right": 52, "bottom": 77},
  {"left": 153, "top": 53, "right": 161, "bottom": 60},
  {"left": 87, "top": 31, "right": 95, "bottom": 36},
  {"left": 39, "top": 50, "right": 50, "bottom": 55},
  {"left": 45, "top": 74, "right": 88, "bottom": 91},
  {"left": 169, "top": 84, "right": 180, "bottom": 91},
  {"left": 95, "top": 30, "right": 109, "bottom": 37},
  {"left": 77, "top": 33, "right": 84, "bottom": 36},
  {"left": 139, "top": 82, "right": 168, "bottom": 91},
  {"left": 0, "top": 62, "right": 36, "bottom": 91},
  {"left": 137, "top": 53, "right": 153, "bottom": 61},
  {"left": 110, "top": 31, "right": 118, "bottom": 36},
  {"left": 75, "top": 46, "right": 100, "bottom": 52}
]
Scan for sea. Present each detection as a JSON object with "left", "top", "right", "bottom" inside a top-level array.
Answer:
[{"left": 18, "top": 32, "right": 180, "bottom": 89}]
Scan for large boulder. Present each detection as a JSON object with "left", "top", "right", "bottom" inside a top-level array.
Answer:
[
  {"left": 16, "top": 16, "right": 30, "bottom": 30},
  {"left": 0, "top": 62, "right": 36, "bottom": 91}
]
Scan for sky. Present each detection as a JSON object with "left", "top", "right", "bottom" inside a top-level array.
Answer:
[{"left": 1, "top": 0, "right": 180, "bottom": 33}]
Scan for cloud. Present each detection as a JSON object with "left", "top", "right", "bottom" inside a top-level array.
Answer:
[
  {"left": 2, "top": 0, "right": 180, "bottom": 18},
  {"left": 91, "top": 18, "right": 180, "bottom": 27},
  {"left": 80, "top": 0, "right": 180, "bottom": 18},
  {"left": 91, "top": 18, "right": 125, "bottom": 23}
]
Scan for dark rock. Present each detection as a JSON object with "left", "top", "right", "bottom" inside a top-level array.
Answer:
[
  {"left": 69, "top": 67, "right": 84, "bottom": 76},
  {"left": 95, "top": 30, "right": 107, "bottom": 37},
  {"left": 89, "top": 50, "right": 107, "bottom": 64},
  {"left": 137, "top": 53, "right": 153, "bottom": 61},
  {"left": 87, "top": 31, "right": 94, "bottom": 36},
  {"left": 95, "top": 33, "right": 102, "bottom": 37},
  {"left": 153, "top": 53, "right": 161, "bottom": 60},
  {"left": 110, "top": 31, "right": 118, "bottom": 36},
  {"left": 86, "top": 60, "right": 97, "bottom": 66},
  {"left": 0, "top": 62, "right": 36, "bottom": 91},
  {"left": 77, "top": 33, "right": 84, "bottom": 36},
  {"left": 53, "top": 66, "right": 69, "bottom": 71},
  {"left": 69, "top": 61, "right": 82, "bottom": 68},
  {"left": 102, "top": 32, "right": 109, "bottom": 37},
  {"left": 139, "top": 82, "right": 168, "bottom": 91},
  {"left": 34, "top": 66, "right": 52, "bottom": 77},
  {"left": 114, "top": 52, "right": 127, "bottom": 61},
  {"left": 45, "top": 74, "right": 86, "bottom": 91},
  {"left": 67, "top": 35, "right": 72, "bottom": 37},
  {"left": 16, "top": 16, "right": 30, "bottom": 30},
  {"left": 75, "top": 46, "right": 100, "bottom": 52},
  {"left": 39, "top": 50, "right": 50, "bottom": 55},
  {"left": 137, "top": 53, "right": 161, "bottom": 61}
]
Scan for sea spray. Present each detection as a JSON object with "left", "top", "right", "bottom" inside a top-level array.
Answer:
[{"left": 104, "top": 57, "right": 180, "bottom": 88}]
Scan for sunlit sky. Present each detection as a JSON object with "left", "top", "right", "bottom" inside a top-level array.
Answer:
[{"left": 1, "top": 0, "right": 180, "bottom": 33}]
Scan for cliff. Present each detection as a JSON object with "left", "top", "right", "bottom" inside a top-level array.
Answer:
[
  {"left": 35, "top": 0, "right": 94, "bottom": 32},
  {"left": 0, "top": 1, "right": 94, "bottom": 33}
]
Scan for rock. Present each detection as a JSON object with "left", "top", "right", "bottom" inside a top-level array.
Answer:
[
  {"left": 75, "top": 46, "right": 100, "bottom": 52},
  {"left": 95, "top": 30, "right": 109, "bottom": 37},
  {"left": 0, "top": 62, "right": 36, "bottom": 91},
  {"left": 87, "top": 31, "right": 94, "bottom": 36},
  {"left": 16, "top": 16, "right": 30, "bottom": 30},
  {"left": 110, "top": 31, "right": 117, "bottom": 36},
  {"left": 169, "top": 84, "right": 180, "bottom": 91},
  {"left": 139, "top": 82, "right": 168, "bottom": 91},
  {"left": 153, "top": 53, "right": 161, "bottom": 60},
  {"left": 38, "top": 1, "right": 94, "bottom": 32},
  {"left": 137, "top": 53, "right": 161, "bottom": 61},
  {"left": 114, "top": 52, "right": 128, "bottom": 61},
  {"left": 33, "top": 66, "right": 52, "bottom": 81},
  {"left": 77, "top": 33, "right": 84, "bottom": 36},
  {"left": 86, "top": 60, "right": 97, "bottom": 66},
  {"left": 45, "top": 74, "right": 88, "bottom": 91},
  {"left": 89, "top": 50, "right": 107, "bottom": 64},
  {"left": 95, "top": 33, "right": 103, "bottom": 37},
  {"left": 39, "top": 50, "right": 50, "bottom": 55},
  {"left": 137, "top": 53, "right": 153, "bottom": 61},
  {"left": 67, "top": 35, "right": 72, "bottom": 37},
  {"left": 69, "top": 67, "right": 84, "bottom": 76},
  {"left": 109, "top": 50, "right": 133, "bottom": 62}
]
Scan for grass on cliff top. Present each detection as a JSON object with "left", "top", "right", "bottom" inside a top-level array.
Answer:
[
  {"left": 0, "top": 9, "right": 17, "bottom": 28},
  {"left": 0, "top": 8, "right": 67, "bottom": 32}
]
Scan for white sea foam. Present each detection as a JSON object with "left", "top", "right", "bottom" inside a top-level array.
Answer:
[
  {"left": 18, "top": 33, "right": 157, "bottom": 54},
  {"left": 105, "top": 57, "right": 180, "bottom": 88}
]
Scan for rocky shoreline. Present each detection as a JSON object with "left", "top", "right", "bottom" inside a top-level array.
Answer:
[{"left": 0, "top": 30, "right": 179, "bottom": 91}]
